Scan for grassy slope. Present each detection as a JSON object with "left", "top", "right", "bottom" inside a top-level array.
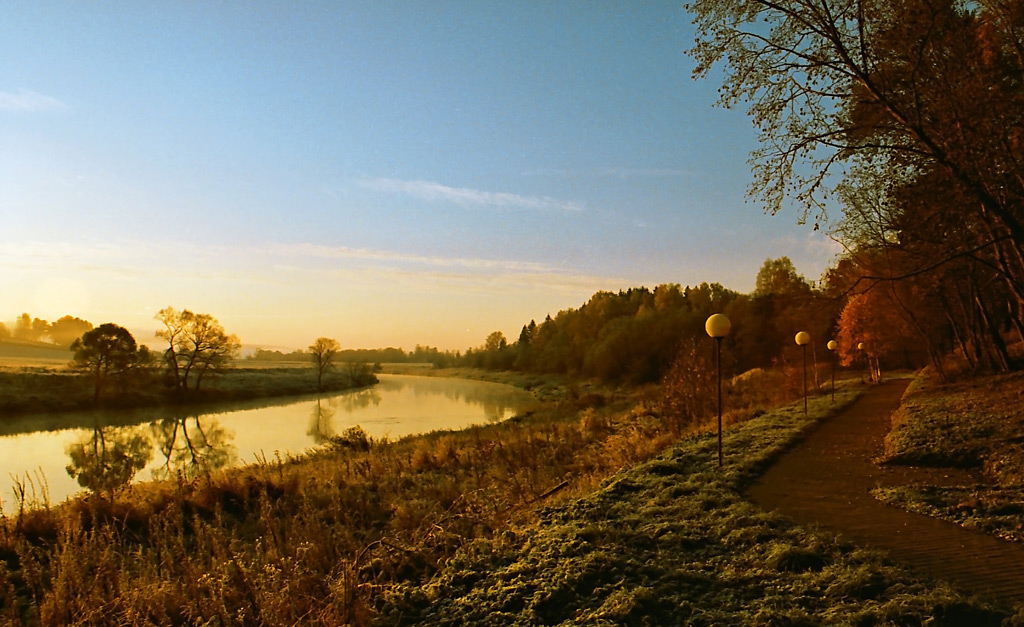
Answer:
[
  {"left": 875, "top": 370, "right": 1024, "bottom": 543},
  {"left": 383, "top": 388, "right": 1015, "bottom": 626}
]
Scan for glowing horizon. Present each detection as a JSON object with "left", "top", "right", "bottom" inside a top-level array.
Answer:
[{"left": 1, "top": 3, "right": 841, "bottom": 352}]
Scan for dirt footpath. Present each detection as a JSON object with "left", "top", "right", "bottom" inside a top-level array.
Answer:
[{"left": 747, "top": 379, "right": 1024, "bottom": 607}]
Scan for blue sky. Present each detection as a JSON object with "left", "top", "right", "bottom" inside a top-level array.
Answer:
[{"left": 1, "top": 2, "right": 838, "bottom": 351}]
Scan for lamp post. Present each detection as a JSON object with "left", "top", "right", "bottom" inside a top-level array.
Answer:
[
  {"left": 826, "top": 339, "right": 837, "bottom": 402},
  {"left": 795, "top": 331, "right": 811, "bottom": 414},
  {"left": 705, "top": 313, "right": 731, "bottom": 467},
  {"left": 857, "top": 342, "right": 866, "bottom": 383}
]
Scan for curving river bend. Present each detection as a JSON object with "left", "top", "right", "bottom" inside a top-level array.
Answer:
[{"left": 0, "top": 374, "right": 535, "bottom": 507}]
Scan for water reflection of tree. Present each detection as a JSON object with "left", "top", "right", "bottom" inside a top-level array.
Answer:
[
  {"left": 329, "top": 387, "right": 382, "bottom": 414},
  {"left": 463, "top": 386, "right": 529, "bottom": 423},
  {"left": 307, "top": 398, "right": 337, "bottom": 444},
  {"left": 149, "top": 415, "right": 236, "bottom": 481},
  {"left": 65, "top": 422, "right": 153, "bottom": 498},
  {"left": 481, "top": 400, "right": 507, "bottom": 423},
  {"left": 400, "top": 378, "right": 527, "bottom": 422}
]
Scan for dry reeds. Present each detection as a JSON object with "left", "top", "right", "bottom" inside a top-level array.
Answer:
[{"left": 0, "top": 381, "right": 718, "bottom": 625}]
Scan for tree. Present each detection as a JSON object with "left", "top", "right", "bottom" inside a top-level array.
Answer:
[
  {"left": 688, "top": 0, "right": 1024, "bottom": 237},
  {"left": 309, "top": 337, "right": 341, "bottom": 391},
  {"left": 479, "top": 330, "right": 514, "bottom": 370},
  {"left": 156, "top": 307, "right": 240, "bottom": 396},
  {"left": 13, "top": 313, "right": 48, "bottom": 342},
  {"left": 835, "top": 289, "right": 924, "bottom": 375},
  {"left": 70, "top": 323, "right": 140, "bottom": 402},
  {"left": 48, "top": 315, "right": 94, "bottom": 348},
  {"left": 514, "top": 320, "right": 538, "bottom": 370},
  {"left": 834, "top": 163, "right": 1019, "bottom": 375},
  {"left": 485, "top": 331, "right": 507, "bottom": 353},
  {"left": 658, "top": 337, "right": 717, "bottom": 434},
  {"left": 754, "top": 257, "right": 811, "bottom": 298}
]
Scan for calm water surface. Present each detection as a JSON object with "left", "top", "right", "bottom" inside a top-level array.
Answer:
[{"left": 0, "top": 374, "right": 535, "bottom": 507}]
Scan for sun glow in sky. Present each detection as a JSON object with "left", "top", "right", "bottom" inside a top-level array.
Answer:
[{"left": 1, "top": 2, "right": 840, "bottom": 351}]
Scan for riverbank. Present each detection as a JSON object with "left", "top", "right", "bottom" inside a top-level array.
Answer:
[
  {"left": 2, "top": 370, "right": 1014, "bottom": 625},
  {"left": 0, "top": 374, "right": 538, "bottom": 507},
  {"left": 0, "top": 366, "right": 378, "bottom": 423},
  {"left": 0, "top": 373, "right": 634, "bottom": 624}
]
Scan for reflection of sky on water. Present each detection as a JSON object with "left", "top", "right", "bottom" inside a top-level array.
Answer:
[{"left": 0, "top": 375, "right": 534, "bottom": 506}]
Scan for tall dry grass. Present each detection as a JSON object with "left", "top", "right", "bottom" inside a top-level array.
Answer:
[{"left": 0, "top": 367, "right": 822, "bottom": 625}]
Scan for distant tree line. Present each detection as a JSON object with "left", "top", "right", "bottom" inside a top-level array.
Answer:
[
  {"left": 466, "top": 250, "right": 1023, "bottom": 387},
  {"left": 461, "top": 257, "right": 847, "bottom": 385},
  {"left": 247, "top": 344, "right": 461, "bottom": 368},
  {"left": 35, "top": 307, "right": 379, "bottom": 407},
  {"left": 0, "top": 313, "right": 94, "bottom": 348}
]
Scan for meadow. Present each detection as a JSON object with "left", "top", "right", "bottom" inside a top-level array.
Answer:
[
  {"left": 0, "top": 341, "right": 376, "bottom": 421},
  {"left": 0, "top": 342, "right": 73, "bottom": 370},
  {"left": 0, "top": 363, "right": 1017, "bottom": 625}
]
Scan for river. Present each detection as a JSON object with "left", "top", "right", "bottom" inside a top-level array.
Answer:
[{"left": 0, "top": 374, "right": 535, "bottom": 507}]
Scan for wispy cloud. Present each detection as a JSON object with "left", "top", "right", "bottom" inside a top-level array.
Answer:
[
  {"left": 0, "top": 88, "right": 66, "bottom": 112},
  {"left": 0, "top": 238, "right": 620, "bottom": 295},
  {"left": 361, "top": 177, "right": 584, "bottom": 213},
  {"left": 594, "top": 167, "right": 692, "bottom": 178},
  {"left": 0, "top": 238, "right": 625, "bottom": 349},
  {"left": 270, "top": 242, "right": 554, "bottom": 273}
]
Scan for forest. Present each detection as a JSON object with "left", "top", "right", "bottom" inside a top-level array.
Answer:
[
  {"left": 461, "top": 258, "right": 835, "bottom": 384},
  {"left": 463, "top": 0, "right": 1024, "bottom": 387}
]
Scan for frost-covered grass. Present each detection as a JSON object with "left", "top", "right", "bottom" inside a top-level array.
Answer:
[
  {"left": 384, "top": 389, "right": 1016, "bottom": 626},
  {"left": 874, "top": 485, "right": 1024, "bottom": 544},
  {"left": 883, "top": 371, "right": 1024, "bottom": 483},
  {"left": 877, "top": 371, "right": 1024, "bottom": 545}
]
